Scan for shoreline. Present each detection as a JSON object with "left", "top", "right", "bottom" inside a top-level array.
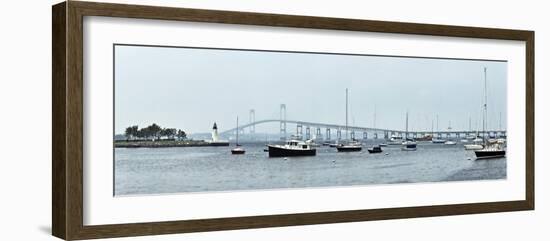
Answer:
[{"left": 114, "top": 140, "right": 229, "bottom": 148}]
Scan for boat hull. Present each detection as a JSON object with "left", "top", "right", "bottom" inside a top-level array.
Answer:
[
  {"left": 336, "top": 146, "right": 362, "bottom": 152},
  {"left": 231, "top": 149, "right": 245, "bottom": 154},
  {"left": 367, "top": 148, "right": 382, "bottom": 153},
  {"left": 268, "top": 145, "right": 316, "bottom": 157},
  {"left": 475, "top": 150, "right": 506, "bottom": 159},
  {"left": 401, "top": 144, "right": 417, "bottom": 151}
]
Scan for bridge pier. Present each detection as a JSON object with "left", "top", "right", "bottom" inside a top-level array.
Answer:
[
  {"left": 374, "top": 132, "right": 378, "bottom": 139},
  {"left": 337, "top": 129, "right": 342, "bottom": 140},
  {"left": 279, "top": 104, "right": 286, "bottom": 140},
  {"left": 326, "top": 128, "right": 331, "bottom": 140},
  {"left": 384, "top": 131, "right": 389, "bottom": 139},
  {"left": 316, "top": 128, "right": 322, "bottom": 140},
  {"left": 350, "top": 131, "right": 355, "bottom": 140},
  {"left": 305, "top": 126, "right": 311, "bottom": 140},
  {"left": 296, "top": 123, "right": 303, "bottom": 139},
  {"left": 363, "top": 132, "right": 368, "bottom": 140}
]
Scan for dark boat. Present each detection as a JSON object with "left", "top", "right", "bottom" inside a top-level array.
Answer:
[
  {"left": 401, "top": 140, "right": 417, "bottom": 151},
  {"left": 475, "top": 149, "right": 505, "bottom": 159},
  {"left": 401, "top": 112, "right": 417, "bottom": 151},
  {"left": 367, "top": 145, "right": 383, "bottom": 153},
  {"left": 231, "top": 117, "right": 245, "bottom": 155},
  {"left": 474, "top": 68, "right": 506, "bottom": 160},
  {"left": 336, "top": 88, "right": 362, "bottom": 153},
  {"left": 267, "top": 140, "right": 316, "bottom": 157},
  {"left": 474, "top": 142, "right": 505, "bottom": 159},
  {"left": 231, "top": 146, "right": 245, "bottom": 155}
]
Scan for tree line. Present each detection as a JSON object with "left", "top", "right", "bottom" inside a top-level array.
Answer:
[{"left": 124, "top": 123, "right": 187, "bottom": 141}]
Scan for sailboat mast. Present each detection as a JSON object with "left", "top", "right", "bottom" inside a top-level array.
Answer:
[
  {"left": 372, "top": 104, "right": 376, "bottom": 128},
  {"left": 499, "top": 112, "right": 502, "bottom": 130},
  {"left": 483, "top": 67, "right": 487, "bottom": 142},
  {"left": 405, "top": 111, "right": 409, "bottom": 139},
  {"left": 431, "top": 119, "right": 434, "bottom": 136},
  {"left": 236, "top": 116, "right": 239, "bottom": 145},
  {"left": 345, "top": 88, "right": 349, "bottom": 140}
]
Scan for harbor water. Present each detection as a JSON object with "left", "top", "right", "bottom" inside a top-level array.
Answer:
[{"left": 114, "top": 141, "right": 506, "bottom": 196}]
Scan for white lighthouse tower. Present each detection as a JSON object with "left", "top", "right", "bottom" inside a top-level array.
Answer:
[
  {"left": 208, "top": 122, "right": 229, "bottom": 146},
  {"left": 211, "top": 122, "right": 220, "bottom": 142}
]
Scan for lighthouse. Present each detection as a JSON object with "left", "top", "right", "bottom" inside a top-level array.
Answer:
[
  {"left": 208, "top": 122, "right": 229, "bottom": 146},
  {"left": 211, "top": 122, "right": 220, "bottom": 142}
]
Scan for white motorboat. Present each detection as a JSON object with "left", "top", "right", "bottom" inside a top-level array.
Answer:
[{"left": 444, "top": 140, "right": 457, "bottom": 145}]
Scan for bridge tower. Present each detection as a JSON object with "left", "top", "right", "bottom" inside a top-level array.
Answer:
[
  {"left": 280, "top": 104, "right": 286, "bottom": 140},
  {"left": 249, "top": 109, "right": 255, "bottom": 134}
]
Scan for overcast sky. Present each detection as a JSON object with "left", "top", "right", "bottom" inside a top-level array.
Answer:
[{"left": 114, "top": 45, "right": 507, "bottom": 134}]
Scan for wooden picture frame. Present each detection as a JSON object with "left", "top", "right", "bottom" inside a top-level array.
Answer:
[{"left": 52, "top": 1, "right": 534, "bottom": 240}]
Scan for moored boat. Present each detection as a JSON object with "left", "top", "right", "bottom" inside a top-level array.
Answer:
[
  {"left": 401, "top": 112, "right": 417, "bottom": 151},
  {"left": 444, "top": 140, "right": 457, "bottom": 145},
  {"left": 231, "top": 117, "right": 245, "bottom": 155},
  {"left": 473, "top": 67, "right": 506, "bottom": 159},
  {"left": 231, "top": 147, "right": 245, "bottom": 154},
  {"left": 336, "top": 140, "right": 362, "bottom": 152},
  {"left": 367, "top": 145, "right": 383, "bottom": 153},
  {"left": 336, "top": 88, "right": 362, "bottom": 153},
  {"left": 387, "top": 135, "right": 403, "bottom": 145},
  {"left": 464, "top": 144, "right": 483, "bottom": 150},
  {"left": 475, "top": 142, "right": 505, "bottom": 159},
  {"left": 267, "top": 140, "right": 316, "bottom": 157},
  {"left": 402, "top": 139, "right": 417, "bottom": 151},
  {"left": 431, "top": 138, "right": 445, "bottom": 144}
]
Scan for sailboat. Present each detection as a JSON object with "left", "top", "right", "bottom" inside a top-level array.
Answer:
[
  {"left": 401, "top": 111, "right": 417, "bottom": 151},
  {"left": 465, "top": 114, "right": 483, "bottom": 150},
  {"left": 474, "top": 67, "right": 506, "bottom": 159},
  {"left": 337, "top": 88, "right": 362, "bottom": 152},
  {"left": 444, "top": 121, "right": 457, "bottom": 145},
  {"left": 231, "top": 117, "right": 245, "bottom": 155},
  {"left": 431, "top": 115, "right": 445, "bottom": 144}
]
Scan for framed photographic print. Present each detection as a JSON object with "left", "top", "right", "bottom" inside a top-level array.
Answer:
[{"left": 52, "top": 1, "right": 534, "bottom": 240}]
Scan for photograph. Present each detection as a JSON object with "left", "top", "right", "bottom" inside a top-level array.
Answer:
[{"left": 113, "top": 44, "right": 508, "bottom": 196}]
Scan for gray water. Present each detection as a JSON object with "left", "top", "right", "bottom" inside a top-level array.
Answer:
[{"left": 114, "top": 141, "right": 506, "bottom": 196}]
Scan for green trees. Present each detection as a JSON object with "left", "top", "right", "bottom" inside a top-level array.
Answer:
[
  {"left": 124, "top": 124, "right": 186, "bottom": 141},
  {"left": 176, "top": 129, "right": 187, "bottom": 140},
  {"left": 124, "top": 125, "right": 139, "bottom": 140}
]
